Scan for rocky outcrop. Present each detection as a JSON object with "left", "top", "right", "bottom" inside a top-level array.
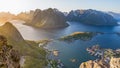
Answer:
[
  {"left": 80, "top": 57, "right": 120, "bottom": 68},
  {"left": 0, "top": 35, "right": 20, "bottom": 68},
  {"left": 110, "top": 57, "right": 120, "bottom": 68},
  {"left": 67, "top": 9, "right": 118, "bottom": 26},
  {"left": 80, "top": 60, "right": 109, "bottom": 68}
]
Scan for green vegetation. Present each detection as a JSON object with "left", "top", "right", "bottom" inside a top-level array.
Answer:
[
  {"left": 25, "top": 40, "right": 47, "bottom": 58},
  {"left": 6, "top": 39, "right": 48, "bottom": 68},
  {"left": 23, "top": 40, "right": 48, "bottom": 68},
  {"left": 0, "top": 35, "right": 48, "bottom": 68},
  {"left": 0, "top": 22, "right": 48, "bottom": 67},
  {"left": 23, "top": 56, "right": 47, "bottom": 68},
  {"left": 60, "top": 32, "right": 97, "bottom": 42},
  {"left": 48, "top": 60, "right": 58, "bottom": 68}
]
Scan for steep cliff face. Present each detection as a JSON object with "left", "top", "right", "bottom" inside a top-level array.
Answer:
[
  {"left": 67, "top": 9, "right": 118, "bottom": 26},
  {"left": 25, "top": 8, "right": 69, "bottom": 28},
  {"left": 17, "top": 8, "right": 69, "bottom": 28}
]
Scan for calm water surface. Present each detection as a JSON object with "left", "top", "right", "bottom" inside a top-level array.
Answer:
[{"left": 11, "top": 20, "right": 120, "bottom": 68}]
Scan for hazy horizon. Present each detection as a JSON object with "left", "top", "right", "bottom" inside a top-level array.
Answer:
[{"left": 0, "top": 0, "right": 120, "bottom": 14}]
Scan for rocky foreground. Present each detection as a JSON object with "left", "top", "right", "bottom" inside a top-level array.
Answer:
[
  {"left": 80, "top": 57, "right": 120, "bottom": 68},
  {"left": 0, "top": 35, "right": 20, "bottom": 68},
  {"left": 0, "top": 22, "right": 48, "bottom": 68},
  {"left": 80, "top": 46, "right": 120, "bottom": 68}
]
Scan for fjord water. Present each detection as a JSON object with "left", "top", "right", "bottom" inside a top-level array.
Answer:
[{"left": 12, "top": 20, "right": 120, "bottom": 68}]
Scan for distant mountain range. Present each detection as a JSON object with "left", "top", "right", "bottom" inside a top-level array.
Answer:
[
  {"left": 0, "top": 12, "right": 17, "bottom": 24},
  {"left": 67, "top": 9, "right": 118, "bottom": 26},
  {"left": 0, "top": 8, "right": 120, "bottom": 28},
  {"left": 28, "top": 8, "right": 69, "bottom": 28},
  {"left": 17, "top": 8, "right": 118, "bottom": 28}
]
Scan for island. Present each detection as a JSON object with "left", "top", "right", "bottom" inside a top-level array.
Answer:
[{"left": 59, "top": 32, "right": 98, "bottom": 42}]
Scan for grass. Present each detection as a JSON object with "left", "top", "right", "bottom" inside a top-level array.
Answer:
[
  {"left": 0, "top": 35, "right": 48, "bottom": 68},
  {"left": 23, "top": 56, "right": 47, "bottom": 68},
  {"left": 0, "top": 22, "right": 48, "bottom": 68},
  {"left": 7, "top": 39, "right": 48, "bottom": 68}
]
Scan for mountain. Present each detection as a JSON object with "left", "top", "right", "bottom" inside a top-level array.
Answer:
[
  {"left": 24, "top": 8, "right": 69, "bottom": 28},
  {"left": 0, "top": 12, "right": 17, "bottom": 24},
  {"left": 0, "top": 22, "right": 47, "bottom": 68},
  {"left": 17, "top": 9, "right": 118, "bottom": 27},
  {"left": 0, "top": 22, "right": 34, "bottom": 55},
  {"left": 67, "top": 9, "right": 118, "bottom": 26},
  {"left": 17, "top": 10, "right": 34, "bottom": 23},
  {"left": 108, "top": 12, "right": 120, "bottom": 21},
  {"left": 0, "top": 22, "right": 24, "bottom": 42}
]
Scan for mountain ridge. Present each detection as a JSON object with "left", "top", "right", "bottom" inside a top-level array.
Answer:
[{"left": 67, "top": 9, "right": 118, "bottom": 26}]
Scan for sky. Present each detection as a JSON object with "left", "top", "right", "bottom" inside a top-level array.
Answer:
[{"left": 0, "top": 0, "right": 120, "bottom": 14}]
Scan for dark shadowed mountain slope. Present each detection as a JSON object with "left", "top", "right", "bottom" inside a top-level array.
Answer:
[
  {"left": 108, "top": 12, "right": 120, "bottom": 21},
  {"left": 67, "top": 9, "right": 118, "bottom": 26},
  {"left": 17, "top": 8, "right": 69, "bottom": 29}
]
